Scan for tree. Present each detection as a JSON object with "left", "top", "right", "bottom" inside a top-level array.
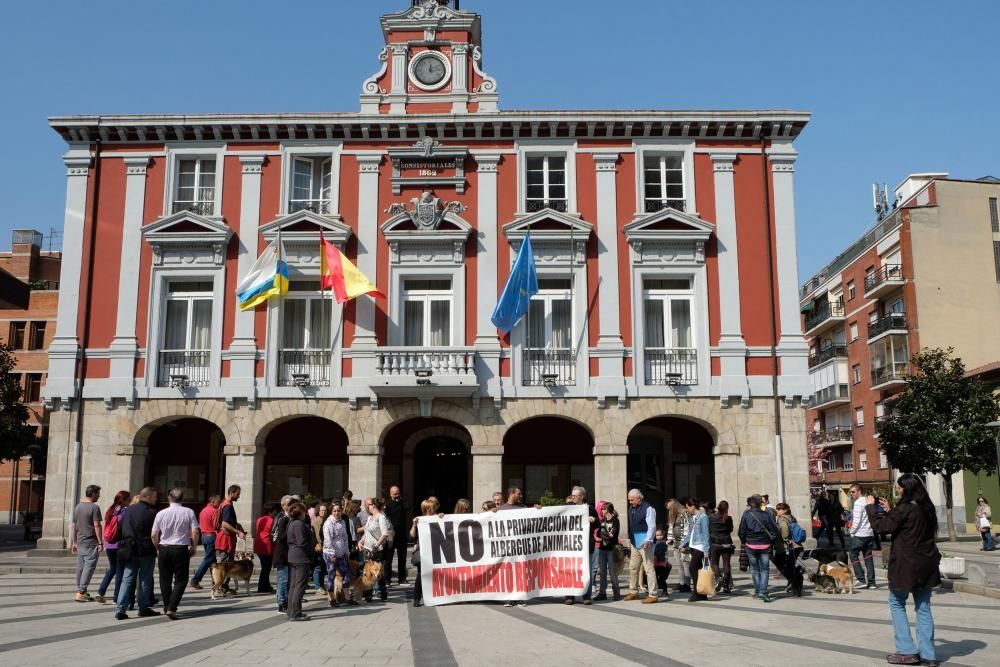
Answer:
[
  {"left": 0, "top": 343, "right": 36, "bottom": 462},
  {"left": 878, "top": 348, "right": 1000, "bottom": 540}
]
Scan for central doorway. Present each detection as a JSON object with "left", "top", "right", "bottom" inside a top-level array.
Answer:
[
  {"left": 413, "top": 436, "right": 469, "bottom": 513},
  {"left": 381, "top": 417, "right": 472, "bottom": 512}
]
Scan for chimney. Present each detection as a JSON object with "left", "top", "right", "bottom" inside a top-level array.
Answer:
[{"left": 10, "top": 229, "right": 42, "bottom": 281}]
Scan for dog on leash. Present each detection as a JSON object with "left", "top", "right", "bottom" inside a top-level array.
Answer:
[
  {"left": 351, "top": 559, "right": 383, "bottom": 603},
  {"left": 819, "top": 564, "right": 855, "bottom": 594},
  {"left": 330, "top": 559, "right": 360, "bottom": 604},
  {"left": 801, "top": 548, "right": 849, "bottom": 567},
  {"left": 211, "top": 555, "right": 254, "bottom": 599}
]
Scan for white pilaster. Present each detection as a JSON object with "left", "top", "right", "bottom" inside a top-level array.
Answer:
[
  {"left": 592, "top": 153, "right": 626, "bottom": 405},
  {"left": 770, "top": 152, "right": 811, "bottom": 402},
  {"left": 106, "top": 156, "right": 151, "bottom": 408},
  {"left": 711, "top": 153, "right": 748, "bottom": 406},
  {"left": 225, "top": 155, "right": 266, "bottom": 408},
  {"left": 44, "top": 149, "right": 92, "bottom": 409},
  {"left": 474, "top": 154, "right": 502, "bottom": 403},
  {"left": 389, "top": 45, "right": 408, "bottom": 114},
  {"left": 354, "top": 155, "right": 383, "bottom": 351},
  {"left": 451, "top": 44, "right": 468, "bottom": 113}
]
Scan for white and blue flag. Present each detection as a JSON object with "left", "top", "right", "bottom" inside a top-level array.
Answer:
[{"left": 491, "top": 234, "right": 539, "bottom": 334}]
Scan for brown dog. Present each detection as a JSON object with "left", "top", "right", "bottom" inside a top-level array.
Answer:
[
  {"left": 820, "top": 563, "right": 855, "bottom": 594},
  {"left": 211, "top": 555, "right": 254, "bottom": 599},
  {"left": 351, "top": 559, "right": 383, "bottom": 603},
  {"left": 330, "top": 559, "right": 359, "bottom": 604}
]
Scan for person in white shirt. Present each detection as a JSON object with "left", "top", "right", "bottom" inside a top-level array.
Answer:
[
  {"left": 151, "top": 488, "right": 200, "bottom": 619},
  {"left": 847, "top": 484, "right": 876, "bottom": 589}
]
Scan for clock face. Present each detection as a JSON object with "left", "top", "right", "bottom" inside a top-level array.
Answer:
[{"left": 410, "top": 52, "right": 450, "bottom": 90}]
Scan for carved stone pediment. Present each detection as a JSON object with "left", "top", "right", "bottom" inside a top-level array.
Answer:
[
  {"left": 143, "top": 210, "right": 233, "bottom": 267},
  {"left": 503, "top": 209, "right": 592, "bottom": 267},
  {"left": 260, "top": 210, "right": 352, "bottom": 246},
  {"left": 381, "top": 208, "right": 472, "bottom": 266},
  {"left": 624, "top": 207, "right": 713, "bottom": 266}
]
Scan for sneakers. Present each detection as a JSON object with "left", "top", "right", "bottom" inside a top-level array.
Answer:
[
  {"left": 621, "top": 592, "right": 639, "bottom": 601},
  {"left": 687, "top": 594, "right": 708, "bottom": 602},
  {"left": 95, "top": 594, "right": 106, "bottom": 604},
  {"left": 188, "top": 582, "right": 203, "bottom": 590},
  {"left": 592, "top": 594, "right": 608, "bottom": 601},
  {"left": 115, "top": 611, "right": 128, "bottom": 620},
  {"left": 885, "top": 654, "right": 920, "bottom": 665},
  {"left": 288, "top": 613, "right": 310, "bottom": 622},
  {"left": 74, "top": 592, "right": 93, "bottom": 602},
  {"left": 856, "top": 579, "right": 866, "bottom": 588},
  {"left": 563, "top": 598, "right": 575, "bottom": 605},
  {"left": 138, "top": 609, "right": 161, "bottom": 617},
  {"left": 920, "top": 660, "right": 940, "bottom": 667},
  {"left": 867, "top": 582, "right": 877, "bottom": 590},
  {"left": 757, "top": 592, "right": 772, "bottom": 603},
  {"left": 517, "top": 601, "right": 527, "bottom": 607},
  {"left": 503, "top": 601, "right": 515, "bottom": 607},
  {"left": 165, "top": 611, "right": 178, "bottom": 621},
  {"left": 582, "top": 599, "right": 592, "bottom": 606},
  {"left": 640, "top": 595, "right": 658, "bottom": 604}
]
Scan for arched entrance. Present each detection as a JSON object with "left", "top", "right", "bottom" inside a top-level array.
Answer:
[
  {"left": 502, "top": 417, "right": 594, "bottom": 506},
  {"left": 381, "top": 418, "right": 472, "bottom": 512},
  {"left": 145, "top": 418, "right": 226, "bottom": 508},
  {"left": 627, "top": 417, "right": 715, "bottom": 525},
  {"left": 262, "top": 417, "right": 348, "bottom": 505}
]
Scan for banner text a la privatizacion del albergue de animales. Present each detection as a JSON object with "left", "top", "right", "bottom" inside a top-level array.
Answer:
[{"left": 416, "top": 505, "right": 590, "bottom": 606}]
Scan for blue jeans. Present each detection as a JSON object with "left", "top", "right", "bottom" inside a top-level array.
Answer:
[
  {"left": 116, "top": 556, "right": 155, "bottom": 614},
  {"left": 190, "top": 534, "right": 216, "bottom": 584},
  {"left": 584, "top": 549, "right": 597, "bottom": 599},
  {"left": 312, "top": 555, "right": 326, "bottom": 590},
  {"left": 746, "top": 548, "right": 770, "bottom": 595},
  {"left": 982, "top": 529, "right": 995, "bottom": 551},
  {"left": 276, "top": 565, "right": 289, "bottom": 607},
  {"left": 850, "top": 535, "right": 876, "bottom": 584},
  {"left": 888, "top": 588, "right": 935, "bottom": 661},
  {"left": 98, "top": 548, "right": 122, "bottom": 598}
]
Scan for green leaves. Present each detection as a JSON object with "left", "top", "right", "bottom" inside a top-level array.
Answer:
[{"left": 0, "top": 343, "right": 37, "bottom": 462}]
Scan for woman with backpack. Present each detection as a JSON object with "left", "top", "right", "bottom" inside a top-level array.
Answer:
[
  {"left": 774, "top": 502, "right": 805, "bottom": 597},
  {"left": 95, "top": 490, "right": 131, "bottom": 604},
  {"left": 738, "top": 494, "right": 780, "bottom": 602}
]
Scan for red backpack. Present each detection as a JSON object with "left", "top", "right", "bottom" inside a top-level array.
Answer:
[{"left": 103, "top": 509, "right": 121, "bottom": 543}]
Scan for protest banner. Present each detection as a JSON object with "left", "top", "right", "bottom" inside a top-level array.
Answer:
[{"left": 416, "top": 504, "right": 590, "bottom": 606}]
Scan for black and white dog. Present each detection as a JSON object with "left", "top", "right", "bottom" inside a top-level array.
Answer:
[{"left": 801, "top": 548, "right": 849, "bottom": 567}]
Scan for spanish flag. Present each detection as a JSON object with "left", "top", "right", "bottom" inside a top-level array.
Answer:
[{"left": 320, "top": 232, "right": 385, "bottom": 304}]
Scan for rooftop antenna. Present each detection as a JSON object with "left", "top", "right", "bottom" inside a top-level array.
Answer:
[{"left": 47, "top": 227, "right": 63, "bottom": 252}]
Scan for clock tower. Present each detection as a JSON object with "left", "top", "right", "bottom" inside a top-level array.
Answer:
[{"left": 360, "top": 0, "right": 498, "bottom": 114}]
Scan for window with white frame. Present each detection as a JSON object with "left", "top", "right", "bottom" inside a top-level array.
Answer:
[
  {"left": 879, "top": 448, "right": 889, "bottom": 469},
  {"left": 855, "top": 406, "right": 864, "bottom": 426},
  {"left": 826, "top": 453, "right": 838, "bottom": 472},
  {"left": 643, "top": 154, "right": 685, "bottom": 213},
  {"left": 525, "top": 155, "right": 567, "bottom": 212},
  {"left": 278, "top": 281, "right": 332, "bottom": 387},
  {"left": 642, "top": 278, "right": 696, "bottom": 385},
  {"left": 852, "top": 364, "right": 861, "bottom": 384},
  {"left": 173, "top": 159, "right": 216, "bottom": 216},
  {"left": 402, "top": 279, "right": 452, "bottom": 346},
  {"left": 842, "top": 452, "right": 854, "bottom": 471},
  {"left": 849, "top": 321, "right": 859, "bottom": 341},
  {"left": 847, "top": 280, "right": 856, "bottom": 301},
  {"left": 524, "top": 278, "right": 574, "bottom": 386},
  {"left": 159, "top": 281, "right": 213, "bottom": 387},
  {"left": 858, "top": 450, "right": 868, "bottom": 471},
  {"left": 289, "top": 157, "right": 332, "bottom": 214}
]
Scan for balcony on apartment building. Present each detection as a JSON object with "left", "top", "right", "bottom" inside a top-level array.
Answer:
[
  {"left": 523, "top": 347, "right": 576, "bottom": 386},
  {"left": 811, "top": 383, "right": 850, "bottom": 409},
  {"left": 871, "top": 361, "right": 908, "bottom": 390},
  {"left": 157, "top": 350, "right": 211, "bottom": 387},
  {"left": 367, "top": 347, "right": 479, "bottom": 397},
  {"left": 808, "top": 344, "right": 848, "bottom": 369},
  {"left": 803, "top": 301, "right": 846, "bottom": 337},
  {"left": 644, "top": 347, "right": 698, "bottom": 386},
  {"left": 808, "top": 426, "right": 854, "bottom": 448},
  {"left": 277, "top": 349, "right": 332, "bottom": 387},
  {"left": 864, "top": 264, "right": 904, "bottom": 299},
  {"left": 867, "top": 312, "right": 907, "bottom": 343}
]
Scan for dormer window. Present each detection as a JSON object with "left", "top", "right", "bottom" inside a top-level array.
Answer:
[
  {"left": 526, "top": 155, "right": 567, "bottom": 212},
  {"left": 173, "top": 158, "right": 216, "bottom": 216},
  {"left": 643, "top": 154, "right": 685, "bottom": 213},
  {"left": 290, "top": 157, "right": 333, "bottom": 214}
]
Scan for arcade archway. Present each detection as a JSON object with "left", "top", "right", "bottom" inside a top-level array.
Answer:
[
  {"left": 381, "top": 418, "right": 472, "bottom": 512},
  {"left": 145, "top": 417, "right": 226, "bottom": 508},
  {"left": 502, "top": 417, "right": 594, "bottom": 506},
  {"left": 262, "top": 417, "right": 348, "bottom": 505}
]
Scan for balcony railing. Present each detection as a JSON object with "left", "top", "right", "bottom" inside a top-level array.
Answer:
[
  {"left": 375, "top": 347, "right": 475, "bottom": 377},
  {"left": 804, "top": 301, "right": 845, "bottom": 333},
  {"left": 644, "top": 348, "right": 698, "bottom": 385},
  {"left": 868, "top": 313, "right": 907, "bottom": 339},
  {"left": 871, "top": 362, "right": 908, "bottom": 388},
  {"left": 808, "top": 344, "right": 848, "bottom": 368},
  {"left": 525, "top": 199, "right": 568, "bottom": 213},
  {"left": 809, "top": 427, "right": 854, "bottom": 447},
  {"left": 644, "top": 199, "right": 687, "bottom": 214},
  {"left": 864, "top": 264, "right": 903, "bottom": 293},
  {"left": 812, "top": 383, "right": 849, "bottom": 407},
  {"left": 172, "top": 201, "right": 215, "bottom": 216},
  {"left": 278, "top": 349, "right": 331, "bottom": 387},
  {"left": 288, "top": 199, "right": 332, "bottom": 215},
  {"left": 157, "top": 350, "right": 211, "bottom": 387},
  {"left": 523, "top": 348, "right": 575, "bottom": 386}
]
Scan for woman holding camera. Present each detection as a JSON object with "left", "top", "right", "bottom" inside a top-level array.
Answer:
[{"left": 866, "top": 474, "right": 941, "bottom": 667}]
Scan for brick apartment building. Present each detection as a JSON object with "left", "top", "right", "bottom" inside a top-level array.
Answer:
[
  {"left": 800, "top": 173, "right": 1000, "bottom": 531},
  {"left": 0, "top": 229, "right": 59, "bottom": 521}
]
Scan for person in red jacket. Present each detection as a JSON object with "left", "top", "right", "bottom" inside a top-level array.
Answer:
[{"left": 254, "top": 504, "right": 277, "bottom": 593}]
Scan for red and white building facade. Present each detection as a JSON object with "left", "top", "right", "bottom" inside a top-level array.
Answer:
[{"left": 39, "top": 0, "right": 812, "bottom": 547}]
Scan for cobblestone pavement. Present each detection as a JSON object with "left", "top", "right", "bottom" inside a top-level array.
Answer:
[{"left": 1, "top": 567, "right": 998, "bottom": 666}]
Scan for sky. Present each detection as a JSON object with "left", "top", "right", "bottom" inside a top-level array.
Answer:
[{"left": 1, "top": 0, "right": 997, "bottom": 283}]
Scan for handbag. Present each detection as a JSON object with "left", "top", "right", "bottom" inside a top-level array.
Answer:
[
  {"left": 738, "top": 544, "right": 749, "bottom": 571},
  {"left": 696, "top": 562, "right": 716, "bottom": 596},
  {"left": 979, "top": 516, "right": 991, "bottom": 531},
  {"left": 117, "top": 535, "right": 137, "bottom": 563}
]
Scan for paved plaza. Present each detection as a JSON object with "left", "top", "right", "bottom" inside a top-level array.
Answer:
[{"left": 1, "top": 562, "right": 998, "bottom": 667}]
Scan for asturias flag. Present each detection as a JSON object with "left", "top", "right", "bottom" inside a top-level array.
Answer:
[
  {"left": 491, "top": 234, "right": 539, "bottom": 333},
  {"left": 236, "top": 240, "right": 289, "bottom": 311},
  {"left": 320, "top": 232, "right": 385, "bottom": 304}
]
